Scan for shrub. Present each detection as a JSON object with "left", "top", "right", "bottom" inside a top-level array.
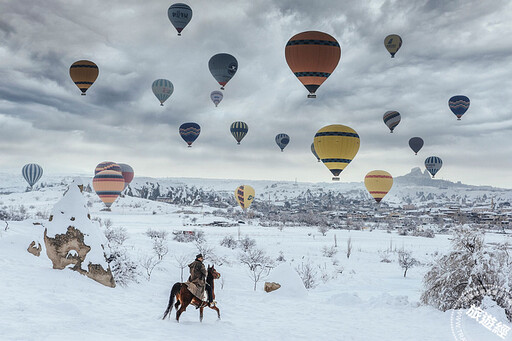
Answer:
[{"left": 220, "top": 235, "right": 237, "bottom": 249}]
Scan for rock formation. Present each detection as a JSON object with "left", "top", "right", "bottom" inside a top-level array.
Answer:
[
  {"left": 264, "top": 282, "right": 281, "bottom": 293},
  {"left": 44, "top": 180, "right": 115, "bottom": 287}
]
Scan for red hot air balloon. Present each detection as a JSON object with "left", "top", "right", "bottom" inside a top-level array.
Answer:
[{"left": 118, "top": 163, "right": 134, "bottom": 190}]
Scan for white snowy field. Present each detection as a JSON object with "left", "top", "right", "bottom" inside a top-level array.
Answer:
[{"left": 1, "top": 185, "right": 512, "bottom": 341}]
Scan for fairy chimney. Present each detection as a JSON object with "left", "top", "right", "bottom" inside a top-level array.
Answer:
[{"left": 44, "top": 180, "right": 115, "bottom": 287}]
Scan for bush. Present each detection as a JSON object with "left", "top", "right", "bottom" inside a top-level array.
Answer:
[
  {"left": 421, "top": 227, "right": 512, "bottom": 320},
  {"left": 145, "top": 228, "right": 169, "bottom": 241},
  {"left": 105, "top": 226, "right": 128, "bottom": 246},
  {"left": 295, "top": 260, "right": 318, "bottom": 289},
  {"left": 378, "top": 250, "right": 393, "bottom": 263},
  {"left": 173, "top": 229, "right": 205, "bottom": 243},
  {"left": 220, "top": 235, "right": 237, "bottom": 249},
  {"left": 322, "top": 245, "right": 337, "bottom": 258},
  {"left": 107, "top": 246, "right": 139, "bottom": 286},
  {"left": 238, "top": 236, "right": 256, "bottom": 252}
]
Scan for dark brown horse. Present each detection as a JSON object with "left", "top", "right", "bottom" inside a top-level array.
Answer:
[{"left": 162, "top": 265, "right": 221, "bottom": 322}]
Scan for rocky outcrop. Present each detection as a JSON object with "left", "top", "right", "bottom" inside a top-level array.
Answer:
[
  {"left": 27, "top": 241, "right": 42, "bottom": 257},
  {"left": 264, "top": 282, "right": 281, "bottom": 293},
  {"left": 44, "top": 180, "right": 115, "bottom": 288}
]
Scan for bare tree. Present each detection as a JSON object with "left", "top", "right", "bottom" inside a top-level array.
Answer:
[
  {"left": 153, "top": 238, "right": 169, "bottom": 261},
  {"left": 174, "top": 254, "right": 190, "bottom": 282},
  {"left": 346, "top": 237, "right": 353, "bottom": 259},
  {"left": 398, "top": 250, "right": 416, "bottom": 277},
  {"left": 318, "top": 225, "right": 329, "bottom": 236},
  {"left": 139, "top": 254, "right": 161, "bottom": 281},
  {"left": 239, "top": 248, "right": 275, "bottom": 291}
]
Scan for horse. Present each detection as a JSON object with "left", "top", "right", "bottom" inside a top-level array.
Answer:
[{"left": 162, "top": 265, "right": 221, "bottom": 322}]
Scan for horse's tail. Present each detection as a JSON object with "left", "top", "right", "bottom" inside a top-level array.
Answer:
[{"left": 162, "top": 282, "right": 181, "bottom": 320}]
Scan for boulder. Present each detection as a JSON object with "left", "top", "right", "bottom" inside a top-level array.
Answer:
[
  {"left": 264, "top": 282, "right": 281, "bottom": 293},
  {"left": 27, "top": 241, "right": 41, "bottom": 257},
  {"left": 44, "top": 180, "right": 115, "bottom": 288}
]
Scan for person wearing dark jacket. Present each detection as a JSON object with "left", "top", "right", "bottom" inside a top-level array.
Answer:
[{"left": 188, "top": 254, "right": 213, "bottom": 308}]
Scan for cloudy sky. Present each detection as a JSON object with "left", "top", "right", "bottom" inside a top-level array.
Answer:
[{"left": 1, "top": 0, "right": 512, "bottom": 187}]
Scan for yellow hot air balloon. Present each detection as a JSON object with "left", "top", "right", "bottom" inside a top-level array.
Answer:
[
  {"left": 235, "top": 185, "right": 255, "bottom": 210},
  {"left": 313, "top": 125, "right": 360, "bottom": 181},
  {"left": 364, "top": 170, "right": 393, "bottom": 203}
]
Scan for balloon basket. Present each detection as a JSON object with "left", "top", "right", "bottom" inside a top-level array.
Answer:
[
  {"left": 160, "top": 103, "right": 164, "bottom": 106},
  {"left": 220, "top": 87, "right": 225, "bottom": 90},
  {"left": 237, "top": 142, "right": 240, "bottom": 145},
  {"left": 307, "top": 94, "right": 316, "bottom": 99},
  {"left": 188, "top": 145, "right": 192, "bottom": 148},
  {"left": 100, "top": 207, "right": 112, "bottom": 212},
  {"left": 457, "top": 118, "right": 461, "bottom": 121},
  {"left": 332, "top": 177, "right": 340, "bottom": 181},
  {"left": 81, "top": 93, "right": 86, "bottom": 96}
]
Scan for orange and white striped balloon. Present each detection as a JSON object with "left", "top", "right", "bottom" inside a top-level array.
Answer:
[{"left": 93, "top": 170, "right": 125, "bottom": 208}]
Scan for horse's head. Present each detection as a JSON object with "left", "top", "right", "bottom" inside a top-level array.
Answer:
[{"left": 208, "top": 265, "right": 221, "bottom": 279}]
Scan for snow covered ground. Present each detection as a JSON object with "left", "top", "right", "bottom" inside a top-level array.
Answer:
[{"left": 1, "top": 183, "right": 512, "bottom": 340}]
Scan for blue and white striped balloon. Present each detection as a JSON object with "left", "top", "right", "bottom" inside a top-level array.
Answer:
[
  {"left": 152, "top": 79, "right": 174, "bottom": 106},
  {"left": 275, "top": 133, "right": 290, "bottom": 152},
  {"left": 22, "top": 163, "right": 43, "bottom": 188},
  {"left": 424, "top": 156, "right": 442, "bottom": 178}
]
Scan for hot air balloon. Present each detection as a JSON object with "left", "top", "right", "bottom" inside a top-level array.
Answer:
[
  {"left": 275, "top": 133, "right": 290, "bottom": 152},
  {"left": 93, "top": 170, "right": 125, "bottom": 210},
  {"left": 179, "top": 122, "right": 201, "bottom": 147},
  {"left": 22, "top": 163, "right": 43, "bottom": 189},
  {"left": 449, "top": 95, "right": 470, "bottom": 120},
  {"left": 409, "top": 137, "right": 424, "bottom": 155},
  {"left": 210, "top": 90, "right": 223, "bottom": 107},
  {"left": 384, "top": 34, "right": 402, "bottom": 58},
  {"left": 168, "top": 3, "right": 192, "bottom": 36},
  {"left": 209, "top": 53, "right": 238, "bottom": 90},
  {"left": 383, "top": 111, "right": 401, "bottom": 133},
  {"left": 230, "top": 121, "right": 248, "bottom": 145},
  {"left": 152, "top": 79, "right": 174, "bottom": 106},
  {"left": 69, "top": 60, "right": 99, "bottom": 95},
  {"left": 425, "top": 156, "right": 442, "bottom": 178},
  {"left": 313, "top": 125, "right": 360, "bottom": 181},
  {"left": 311, "top": 143, "right": 320, "bottom": 162},
  {"left": 235, "top": 185, "right": 255, "bottom": 210},
  {"left": 118, "top": 163, "right": 134, "bottom": 190},
  {"left": 364, "top": 170, "right": 393, "bottom": 203},
  {"left": 285, "top": 31, "right": 341, "bottom": 98},
  {"left": 95, "top": 162, "right": 122, "bottom": 175}
]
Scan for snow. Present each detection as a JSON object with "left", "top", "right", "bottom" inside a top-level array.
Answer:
[
  {"left": 0, "top": 175, "right": 512, "bottom": 340},
  {"left": 266, "top": 263, "right": 308, "bottom": 297}
]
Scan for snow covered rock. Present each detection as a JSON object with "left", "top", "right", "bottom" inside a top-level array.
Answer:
[{"left": 43, "top": 180, "right": 115, "bottom": 288}]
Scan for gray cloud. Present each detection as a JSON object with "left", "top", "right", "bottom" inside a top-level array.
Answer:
[{"left": 0, "top": 0, "right": 511, "bottom": 187}]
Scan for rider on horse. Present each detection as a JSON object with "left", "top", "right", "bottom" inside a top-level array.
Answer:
[{"left": 188, "top": 254, "right": 213, "bottom": 308}]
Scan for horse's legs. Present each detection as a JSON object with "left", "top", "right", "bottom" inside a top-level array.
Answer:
[
  {"left": 199, "top": 306, "right": 204, "bottom": 322},
  {"left": 209, "top": 305, "right": 221, "bottom": 320},
  {"left": 176, "top": 302, "right": 188, "bottom": 322}
]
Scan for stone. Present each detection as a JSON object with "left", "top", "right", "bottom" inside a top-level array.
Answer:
[
  {"left": 27, "top": 241, "right": 41, "bottom": 257},
  {"left": 264, "top": 282, "right": 281, "bottom": 293}
]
